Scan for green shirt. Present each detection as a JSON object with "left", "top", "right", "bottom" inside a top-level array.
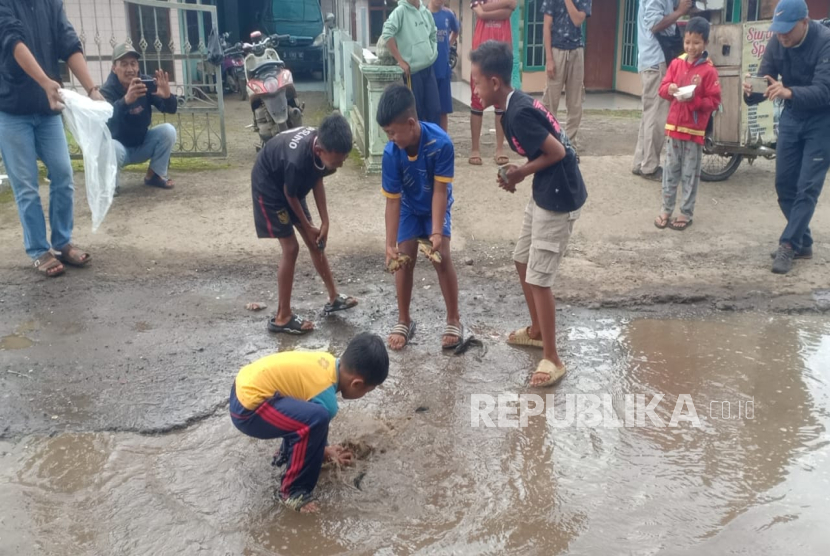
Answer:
[{"left": 381, "top": 0, "right": 438, "bottom": 74}]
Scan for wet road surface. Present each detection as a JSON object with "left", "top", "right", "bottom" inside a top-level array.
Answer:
[{"left": 2, "top": 268, "right": 829, "bottom": 555}]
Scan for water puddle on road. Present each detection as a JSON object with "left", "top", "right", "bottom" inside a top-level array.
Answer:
[{"left": 1, "top": 312, "right": 829, "bottom": 555}]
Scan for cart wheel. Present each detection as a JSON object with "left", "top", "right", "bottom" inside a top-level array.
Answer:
[
  {"left": 701, "top": 152, "right": 743, "bottom": 182},
  {"left": 700, "top": 129, "right": 743, "bottom": 182}
]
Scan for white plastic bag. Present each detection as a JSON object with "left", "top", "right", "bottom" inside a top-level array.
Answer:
[{"left": 60, "top": 89, "right": 117, "bottom": 231}]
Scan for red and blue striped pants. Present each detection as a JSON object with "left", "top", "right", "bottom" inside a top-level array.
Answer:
[{"left": 230, "top": 382, "right": 330, "bottom": 499}]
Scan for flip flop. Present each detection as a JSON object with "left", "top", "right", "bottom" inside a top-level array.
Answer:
[
  {"left": 494, "top": 155, "right": 510, "bottom": 165},
  {"left": 33, "top": 252, "right": 65, "bottom": 278},
  {"left": 388, "top": 321, "right": 416, "bottom": 350},
  {"left": 442, "top": 323, "right": 463, "bottom": 350},
  {"left": 654, "top": 215, "right": 670, "bottom": 229},
  {"left": 468, "top": 156, "right": 483, "bottom": 166},
  {"left": 668, "top": 218, "right": 693, "bottom": 231},
  {"left": 55, "top": 244, "right": 91, "bottom": 267},
  {"left": 144, "top": 174, "right": 174, "bottom": 189},
  {"left": 267, "top": 314, "right": 313, "bottom": 335},
  {"left": 530, "top": 359, "right": 567, "bottom": 387},
  {"left": 506, "top": 327, "right": 543, "bottom": 348},
  {"left": 324, "top": 293, "right": 358, "bottom": 313}
]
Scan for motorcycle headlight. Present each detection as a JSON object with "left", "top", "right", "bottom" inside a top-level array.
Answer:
[{"left": 312, "top": 33, "right": 324, "bottom": 47}]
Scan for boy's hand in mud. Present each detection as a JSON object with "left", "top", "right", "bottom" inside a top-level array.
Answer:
[
  {"left": 385, "top": 245, "right": 399, "bottom": 268},
  {"left": 324, "top": 445, "right": 354, "bottom": 466}
]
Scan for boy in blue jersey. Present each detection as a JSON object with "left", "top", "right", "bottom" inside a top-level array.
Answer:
[
  {"left": 377, "top": 84, "right": 463, "bottom": 351},
  {"left": 229, "top": 332, "right": 389, "bottom": 513},
  {"left": 429, "top": 0, "right": 459, "bottom": 131}
]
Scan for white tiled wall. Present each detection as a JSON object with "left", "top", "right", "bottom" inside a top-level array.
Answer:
[{"left": 62, "top": 0, "right": 188, "bottom": 89}]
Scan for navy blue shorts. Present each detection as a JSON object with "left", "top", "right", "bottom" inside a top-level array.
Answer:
[
  {"left": 397, "top": 205, "right": 452, "bottom": 244},
  {"left": 436, "top": 76, "right": 453, "bottom": 115}
]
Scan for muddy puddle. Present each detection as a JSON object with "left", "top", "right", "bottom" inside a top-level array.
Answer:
[{"left": 1, "top": 312, "right": 829, "bottom": 555}]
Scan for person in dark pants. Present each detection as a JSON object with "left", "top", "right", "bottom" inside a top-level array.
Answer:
[
  {"left": 744, "top": 0, "right": 830, "bottom": 274},
  {"left": 229, "top": 333, "right": 389, "bottom": 513},
  {"left": 381, "top": 0, "right": 441, "bottom": 125}
]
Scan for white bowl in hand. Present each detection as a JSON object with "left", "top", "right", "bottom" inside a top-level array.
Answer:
[{"left": 674, "top": 84, "right": 696, "bottom": 100}]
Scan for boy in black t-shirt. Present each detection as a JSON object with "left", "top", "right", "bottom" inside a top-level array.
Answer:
[
  {"left": 251, "top": 114, "right": 358, "bottom": 334},
  {"left": 470, "top": 40, "right": 587, "bottom": 387}
]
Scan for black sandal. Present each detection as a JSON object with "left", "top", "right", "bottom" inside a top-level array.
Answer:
[
  {"left": 144, "top": 174, "right": 174, "bottom": 189},
  {"left": 324, "top": 293, "right": 358, "bottom": 314},
  {"left": 442, "top": 323, "right": 463, "bottom": 350},
  {"left": 267, "top": 314, "right": 313, "bottom": 335},
  {"left": 388, "top": 321, "right": 416, "bottom": 350}
]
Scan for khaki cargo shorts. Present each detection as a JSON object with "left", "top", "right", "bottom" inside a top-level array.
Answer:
[{"left": 513, "top": 199, "right": 580, "bottom": 288}]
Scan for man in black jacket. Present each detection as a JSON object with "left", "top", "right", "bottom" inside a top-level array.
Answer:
[
  {"left": 100, "top": 43, "right": 178, "bottom": 191},
  {"left": 0, "top": 0, "right": 103, "bottom": 277},
  {"left": 744, "top": 0, "right": 830, "bottom": 274}
]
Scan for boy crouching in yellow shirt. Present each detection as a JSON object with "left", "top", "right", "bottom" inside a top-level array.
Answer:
[{"left": 229, "top": 333, "right": 389, "bottom": 513}]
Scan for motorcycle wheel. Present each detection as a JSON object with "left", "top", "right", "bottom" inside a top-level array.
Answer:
[
  {"left": 700, "top": 131, "right": 743, "bottom": 182},
  {"left": 449, "top": 52, "right": 458, "bottom": 70}
]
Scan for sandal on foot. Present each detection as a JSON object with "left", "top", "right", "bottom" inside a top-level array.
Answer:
[
  {"left": 33, "top": 252, "right": 65, "bottom": 278},
  {"left": 55, "top": 244, "right": 91, "bottom": 267},
  {"left": 324, "top": 293, "right": 358, "bottom": 313},
  {"left": 468, "top": 156, "right": 483, "bottom": 166},
  {"left": 144, "top": 174, "right": 174, "bottom": 189},
  {"left": 531, "top": 359, "right": 566, "bottom": 387},
  {"left": 442, "top": 323, "right": 463, "bottom": 350},
  {"left": 281, "top": 492, "right": 318, "bottom": 512},
  {"left": 506, "top": 327, "right": 543, "bottom": 348},
  {"left": 668, "top": 218, "right": 692, "bottom": 231},
  {"left": 388, "top": 321, "right": 416, "bottom": 350},
  {"left": 494, "top": 155, "right": 510, "bottom": 165},
  {"left": 654, "top": 214, "right": 670, "bottom": 229},
  {"left": 267, "top": 314, "right": 313, "bottom": 335}
]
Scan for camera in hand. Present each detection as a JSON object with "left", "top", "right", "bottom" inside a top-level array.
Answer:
[{"left": 140, "top": 78, "right": 157, "bottom": 94}]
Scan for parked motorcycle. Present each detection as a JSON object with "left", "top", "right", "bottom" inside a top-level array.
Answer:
[
  {"left": 242, "top": 31, "right": 304, "bottom": 148},
  {"left": 449, "top": 42, "right": 458, "bottom": 70},
  {"left": 219, "top": 32, "right": 246, "bottom": 100}
]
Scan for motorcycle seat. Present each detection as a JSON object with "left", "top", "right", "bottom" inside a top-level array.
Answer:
[{"left": 252, "top": 60, "right": 284, "bottom": 75}]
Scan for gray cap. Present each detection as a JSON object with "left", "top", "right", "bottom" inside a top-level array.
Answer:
[{"left": 112, "top": 43, "right": 141, "bottom": 61}]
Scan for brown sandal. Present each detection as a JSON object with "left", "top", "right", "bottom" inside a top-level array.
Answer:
[
  {"left": 34, "top": 252, "right": 65, "bottom": 277},
  {"left": 56, "top": 244, "right": 91, "bottom": 267}
]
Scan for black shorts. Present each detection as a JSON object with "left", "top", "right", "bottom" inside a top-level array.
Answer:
[{"left": 253, "top": 192, "right": 312, "bottom": 239}]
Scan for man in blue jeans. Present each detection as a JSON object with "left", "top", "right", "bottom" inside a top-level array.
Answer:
[
  {"left": 0, "top": 0, "right": 103, "bottom": 277},
  {"left": 744, "top": 0, "right": 830, "bottom": 274},
  {"left": 101, "top": 43, "right": 178, "bottom": 192}
]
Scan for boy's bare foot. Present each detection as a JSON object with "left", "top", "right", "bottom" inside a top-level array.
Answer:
[{"left": 299, "top": 501, "right": 320, "bottom": 514}]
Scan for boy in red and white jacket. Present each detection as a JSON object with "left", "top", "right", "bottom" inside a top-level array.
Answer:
[{"left": 654, "top": 17, "right": 721, "bottom": 232}]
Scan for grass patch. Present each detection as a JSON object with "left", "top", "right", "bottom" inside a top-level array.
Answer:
[
  {"left": 347, "top": 145, "right": 364, "bottom": 170},
  {"left": 68, "top": 158, "right": 231, "bottom": 174},
  {"left": 584, "top": 108, "right": 642, "bottom": 119}
]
